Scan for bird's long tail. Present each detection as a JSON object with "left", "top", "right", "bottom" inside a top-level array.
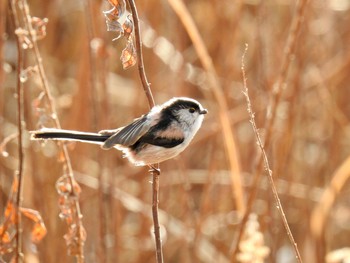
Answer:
[{"left": 31, "top": 128, "right": 110, "bottom": 146}]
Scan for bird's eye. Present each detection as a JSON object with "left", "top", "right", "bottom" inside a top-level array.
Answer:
[{"left": 189, "top": 108, "right": 196, "bottom": 113}]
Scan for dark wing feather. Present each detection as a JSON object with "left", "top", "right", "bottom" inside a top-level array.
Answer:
[
  {"left": 139, "top": 134, "right": 184, "bottom": 148},
  {"left": 102, "top": 116, "right": 151, "bottom": 149}
]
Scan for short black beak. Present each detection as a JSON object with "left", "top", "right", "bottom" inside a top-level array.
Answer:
[{"left": 200, "top": 109, "right": 208, "bottom": 115}]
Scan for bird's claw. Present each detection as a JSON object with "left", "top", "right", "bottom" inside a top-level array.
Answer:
[{"left": 148, "top": 165, "right": 160, "bottom": 175}]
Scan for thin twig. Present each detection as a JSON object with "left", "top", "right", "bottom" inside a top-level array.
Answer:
[
  {"left": 231, "top": 0, "right": 309, "bottom": 259},
  {"left": 126, "top": 0, "right": 155, "bottom": 108},
  {"left": 151, "top": 168, "right": 163, "bottom": 263},
  {"left": 125, "top": 1, "right": 162, "bottom": 262},
  {"left": 8, "top": 1, "right": 25, "bottom": 261},
  {"left": 241, "top": 44, "right": 302, "bottom": 263},
  {"left": 151, "top": 166, "right": 163, "bottom": 263}
]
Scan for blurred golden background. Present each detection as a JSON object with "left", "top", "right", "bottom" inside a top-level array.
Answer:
[{"left": 1, "top": 0, "right": 350, "bottom": 262}]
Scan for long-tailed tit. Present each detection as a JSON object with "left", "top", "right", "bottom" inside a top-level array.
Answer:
[{"left": 31, "top": 97, "right": 207, "bottom": 166}]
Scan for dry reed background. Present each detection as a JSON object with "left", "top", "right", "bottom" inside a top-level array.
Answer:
[{"left": 1, "top": 0, "right": 350, "bottom": 262}]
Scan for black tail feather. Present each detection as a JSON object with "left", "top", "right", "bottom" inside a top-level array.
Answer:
[{"left": 31, "top": 129, "right": 110, "bottom": 144}]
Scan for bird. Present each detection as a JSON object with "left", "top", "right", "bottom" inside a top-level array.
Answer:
[{"left": 31, "top": 97, "right": 207, "bottom": 166}]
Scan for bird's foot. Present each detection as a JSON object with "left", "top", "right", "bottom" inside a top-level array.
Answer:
[{"left": 148, "top": 165, "right": 160, "bottom": 175}]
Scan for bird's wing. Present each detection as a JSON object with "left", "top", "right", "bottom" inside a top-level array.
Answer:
[
  {"left": 101, "top": 115, "right": 151, "bottom": 149},
  {"left": 139, "top": 134, "right": 184, "bottom": 148}
]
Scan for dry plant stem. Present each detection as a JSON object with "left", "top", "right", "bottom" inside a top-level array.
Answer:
[
  {"left": 9, "top": 1, "right": 24, "bottom": 261},
  {"left": 126, "top": 0, "right": 155, "bottom": 108},
  {"left": 14, "top": 23, "right": 24, "bottom": 263},
  {"left": 126, "top": 1, "right": 163, "bottom": 262},
  {"left": 18, "top": 0, "right": 85, "bottom": 261},
  {"left": 150, "top": 168, "right": 163, "bottom": 263},
  {"left": 151, "top": 168, "right": 163, "bottom": 263},
  {"left": 261, "top": 0, "right": 308, "bottom": 149},
  {"left": 311, "top": 155, "right": 350, "bottom": 239},
  {"left": 241, "top": 44, "right": 302, "bottom": 263},
  {"left": 167, "top": 0, "right": 245, "bottom": 213},
  {"left": 231, "top": 0, "right": 308, "bottom": 259}
]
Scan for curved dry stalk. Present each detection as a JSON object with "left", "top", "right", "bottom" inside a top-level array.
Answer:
[
  {"left": 311, "top": 155, "right": 350, "bottom": 239},
  {"left": 125, "top": 1, "right": 162, "bottom": 262},
  {"left": 231, "top": 0, "right": 309, "bottom": 260},
  {"left": 240, "top": 44, "right": 302, "bottom": 263},
  {"left": 167, "top": 0, "right": 245, "bottom": 214},
  {"left": 126, "top": 0, "right": 155, "bottom": 108}
]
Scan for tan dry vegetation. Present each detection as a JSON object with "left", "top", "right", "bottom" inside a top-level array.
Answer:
[{"left": 1, "top": 0, "right": 350, "bottom": 262}]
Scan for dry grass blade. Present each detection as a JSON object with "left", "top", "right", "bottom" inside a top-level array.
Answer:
[
  {"left": 167, "top": 0, "right": 245, "bottom": 214},
  {"left": 311, "top": 155, "right": 350, "bottom": 239},
  {"left": 8, "top": 1, "right": 25, "bottom": 261}
]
